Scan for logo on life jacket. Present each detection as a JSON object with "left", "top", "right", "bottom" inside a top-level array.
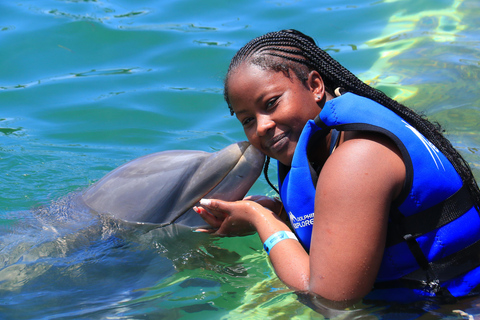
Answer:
[{"left": 289, "top": 212, "right": 315, "bottom": 229}]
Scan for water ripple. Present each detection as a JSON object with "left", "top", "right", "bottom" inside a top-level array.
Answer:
[
  {"left": 118, "top": 23, "right": 218, "bottom": 32},
  {"left": 1, "top": 25, "right": 15, "bottom": 32},
  {"left": 22, "top": 0, "right": 154, "bottom": 26},
  {"left": 0, "top": 67, "right": 151, "bottom": 91}
]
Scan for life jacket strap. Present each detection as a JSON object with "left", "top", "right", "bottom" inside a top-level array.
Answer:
[
  {"left": 373, "top": 277, "right": 458, "bottom": 303},
  {"left": 380, "top": 184, "right": 479, "bottom": 297},
  {"left": 376, "top": 233, "right": 458, "bottom": 301},
  {"left": 387, "top": 184, "right": 474, "bottom": 246},
  {"left": 313, "top": 114, "right": 329, "bottom": 129},
  {"left": 404, "top": 237, "right": 480, "bottom": 283}
]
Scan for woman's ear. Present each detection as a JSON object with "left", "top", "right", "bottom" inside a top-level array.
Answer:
[{"left": 307, "top": 71, "right": 325, "bottom": 99}]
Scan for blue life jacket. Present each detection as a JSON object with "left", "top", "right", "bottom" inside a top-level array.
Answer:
[{"left": 278, "top": 92, "right": 480, "bottom": 298}]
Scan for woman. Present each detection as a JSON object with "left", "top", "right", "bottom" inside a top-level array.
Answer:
[{"left": 194, "top": 29, "right": 480, "bottom": 303}]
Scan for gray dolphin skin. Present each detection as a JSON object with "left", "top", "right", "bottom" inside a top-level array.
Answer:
[{"left": 80, "top": 141, "right": 265, "bottom": 227}]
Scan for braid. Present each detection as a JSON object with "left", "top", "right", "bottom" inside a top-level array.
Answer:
[
  {"left": 224, "top": 29, "right": 480, "bottom": 207},
  {"left": 264, "top": 156, "right": 280, "bottom": 195}
]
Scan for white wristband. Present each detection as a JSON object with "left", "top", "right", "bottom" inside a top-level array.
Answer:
[{"left": 263, "top": 231, "right": 298, "bottom": 255}]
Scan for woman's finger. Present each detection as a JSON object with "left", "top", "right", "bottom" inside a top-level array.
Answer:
[
  {"left": 193, "top": 206, "right": 223, "bottom": 228},
  {"left": 194, "top": 228, "right": 217, "bottom": 234},
  {"left": 199, "top": 198, "right": 230, "bottom": 211},
  {"left": 198, "top": 199, "right": 230, "bottom": 219}
]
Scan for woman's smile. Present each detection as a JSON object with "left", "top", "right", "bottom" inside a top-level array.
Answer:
[{"left": 265, "top": 131, "right": 289, "bottom": 154}]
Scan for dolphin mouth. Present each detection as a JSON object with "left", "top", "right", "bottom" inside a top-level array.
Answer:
[
  {"left": 171, "top": 141, "right": 265, "bottom": 227},
  {"left": 80, "top": 141, "right": 265, "bottom": 228},
  {"left": 194, "top": 142, "right": 264, "bottom": 202}
]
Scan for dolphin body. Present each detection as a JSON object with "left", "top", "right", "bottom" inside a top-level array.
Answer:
[{"left": 79, "top": 141, "right": 265, "bottom": 227}]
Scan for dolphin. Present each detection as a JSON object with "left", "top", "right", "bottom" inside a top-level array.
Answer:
[{"left": 79, "top": 141, "right": 265, "bottom": 227}]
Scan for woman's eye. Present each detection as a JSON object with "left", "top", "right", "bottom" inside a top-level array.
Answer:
[
  {"left": 266, "top": 97, "right": 279, "bottom": 109},
  {"left": 242, "top": 117, "right": 254, "bottom": 126}
]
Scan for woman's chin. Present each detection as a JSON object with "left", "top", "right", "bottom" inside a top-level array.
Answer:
[{"left": 275, "top": 151, "right": 294, "bottom": 167}]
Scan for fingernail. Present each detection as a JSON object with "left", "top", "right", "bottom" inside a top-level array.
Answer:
[{"left": 200, "top": 199, "right": 211, "bottom": 206}]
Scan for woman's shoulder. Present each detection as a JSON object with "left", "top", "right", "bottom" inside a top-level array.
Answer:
[{"left": 318, "top": 130, "right": 406, "bottom": 204}]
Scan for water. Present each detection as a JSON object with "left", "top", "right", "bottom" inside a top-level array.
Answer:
[{"left": 1, "top": 0, "right": 480, "bottom": 318}]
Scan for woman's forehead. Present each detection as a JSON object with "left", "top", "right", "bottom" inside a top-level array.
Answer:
[{"left": 228, "top": 63, "right": 290, "bottom": 94}]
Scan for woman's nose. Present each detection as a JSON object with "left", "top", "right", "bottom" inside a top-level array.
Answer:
[{"left": 256, "top": 115, "right": 275, "bottom": 137}]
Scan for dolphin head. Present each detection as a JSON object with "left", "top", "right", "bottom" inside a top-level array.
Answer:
[{"left": 80, "top": 141, "right": 265, "bottom": 227}]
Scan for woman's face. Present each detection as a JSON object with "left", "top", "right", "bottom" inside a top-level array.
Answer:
[{"left": 227, "top": 62, "right": 326, "bottom": 166}]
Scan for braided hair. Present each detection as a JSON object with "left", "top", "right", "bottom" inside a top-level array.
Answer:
[{"left": 224, "top": 29, "right": 480, "bottom": 207}]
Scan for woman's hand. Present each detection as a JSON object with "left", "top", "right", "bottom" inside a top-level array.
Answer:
[
  {"left": 243, "top": 195, "right": 282, "bottom": 214},
  {"left": 243, "top": 195, "right": 290, "bottom": 224},
  {"left": 194, "top": 199, "right": 271, "bottom": 236},
  {"left": 196, "top": 197, "right": 310, "bottom": 293}
]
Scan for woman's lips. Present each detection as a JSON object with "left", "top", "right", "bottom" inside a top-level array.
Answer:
[{"left": 265, "top": 132, "right": 288, "bottom": 153}]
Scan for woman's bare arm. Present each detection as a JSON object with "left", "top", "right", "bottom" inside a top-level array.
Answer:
[{"left": 197, "top": 132, "right": 405, "bottom": 302}]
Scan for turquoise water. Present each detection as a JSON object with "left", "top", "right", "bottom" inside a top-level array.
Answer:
[{"left": 1, "top": 0, "right": 480, "bottom": 318}]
